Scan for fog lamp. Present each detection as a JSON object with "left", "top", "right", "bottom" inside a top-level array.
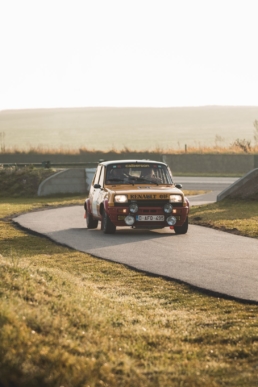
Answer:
[
  {"left": 166, "top": 216, "right": 177, "bottom": 226},
  {"left": 124, "top": 215, "right": 135, "bottom": 226},
  {"left": 164, "top": 203, "right": 173, "bottom": 213},
  {"left": 129, "top": 203, "right": 138, "bottom": 213}
]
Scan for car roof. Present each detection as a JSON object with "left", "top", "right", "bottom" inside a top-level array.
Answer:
[{"left": 98, "top": 159, "right": 167, "bottom": 167}]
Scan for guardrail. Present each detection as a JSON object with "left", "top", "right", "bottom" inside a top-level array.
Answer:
[
  {"left": 1, "top": 162, "right": 99, "bottom": 169},
  {"left": 2, "top": 154, "right": 258, "bottom": 174}
]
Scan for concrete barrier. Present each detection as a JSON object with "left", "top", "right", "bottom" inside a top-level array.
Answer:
[
  {"left": 2, "top": 153, "right": 258, "bottom": 174},
  {"left": 162, "top": 154, "right": 254, "bottom": 174},
  {"left": 37, "top": 163, "right": 258, "bottom": 199},
  {"left": 217, "top": 168, "right": 258, "bottom": 201},
  {"left": 38, "top": 168, "right": 95, "bottom": 196}
]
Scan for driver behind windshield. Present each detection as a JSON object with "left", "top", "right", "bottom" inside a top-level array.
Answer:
[
  {"left": 141, "top": 167, "right": 154, "bottom": 179},
  {"left": 141, "top": 167, "right": 161, "bottom": 183}
]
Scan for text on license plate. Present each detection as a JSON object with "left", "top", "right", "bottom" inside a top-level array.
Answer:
[{"left": 136, "top": 215, "right": 165, "bottom": 221}]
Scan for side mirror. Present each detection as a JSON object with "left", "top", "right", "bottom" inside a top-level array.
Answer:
[
  {"left": 175, "top": 184, "right": 183, "bottom": 189},
  {"left": 94, "top": 183, "right": 101, "bottom": 189}
]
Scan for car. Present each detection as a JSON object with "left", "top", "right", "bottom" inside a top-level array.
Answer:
[{"left": 84, "top": 160, "right": 190, "bottom": 234}]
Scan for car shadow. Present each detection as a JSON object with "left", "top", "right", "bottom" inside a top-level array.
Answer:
[{"left": 44, "top": 225, "right": 181, "bottom": 252}]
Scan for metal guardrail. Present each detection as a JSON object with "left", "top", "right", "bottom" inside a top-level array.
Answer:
[{"left": 1, "top": 162, "right": 99, "bottom": 169}]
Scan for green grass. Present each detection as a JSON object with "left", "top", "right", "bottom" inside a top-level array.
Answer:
[{"left": 1, "top": 196, "right": 258, "bottom": 387}]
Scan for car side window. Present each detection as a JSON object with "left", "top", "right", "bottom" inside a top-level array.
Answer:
[
  {"left": 93, "top": 166, "right": 102, "bottom": 185},
  {"left": 98, "top": 166, "right": 105, "bottom": 187},
  {"left": 165, "top": 167, "right": 173, "bottom": 184}
]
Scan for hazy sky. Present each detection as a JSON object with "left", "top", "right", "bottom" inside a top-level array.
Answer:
[{"left": 0, "top": 0, "right": 257, "bottom": 110}]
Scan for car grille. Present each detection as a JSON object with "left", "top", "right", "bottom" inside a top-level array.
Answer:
[{"left": 130, "top": 200, "right": 168, "bottom": 207}]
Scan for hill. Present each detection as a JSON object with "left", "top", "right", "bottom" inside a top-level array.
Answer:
[{"left": 0, "top": 106, "right": 257, "bottom": 151}]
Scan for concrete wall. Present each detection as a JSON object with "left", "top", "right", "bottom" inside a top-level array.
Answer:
[
  {"left": 162, "top": 154, "right": 255, "bottom": 175},
  {"left": 0, "top": 151, "right": 162, "bottom": 164},
  {"left": 217, "top": 169, "right": 258, "bottom": 201},
  {"left": 37, "top": 164, "right": 258, "bottom": 200},
  {"left": 37, "top": 168, "right": 95, "bottom": 196},
  {"left": 2, "top": 152, "right": 258, "bottom": 174}
]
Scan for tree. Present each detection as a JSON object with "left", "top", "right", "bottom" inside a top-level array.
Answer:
[
  {"left": 254, "top": 120, "right": 258, "bottom": 145},
  {"left": 0, "top": 132, "right": 5, "bottom": 152}
]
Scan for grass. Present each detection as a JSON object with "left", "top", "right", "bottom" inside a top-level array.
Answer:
[
  {"left": 189, "top": 199, "right": 258, "bottom": 239},
  {"left": 2, "top": 142, "right": 258, "bottom": 155},
  {"left": 0, "top": 168, "right": 258, "bottom": 386},
  {"left": 1, "top": 106, "right": 258, "bottom": 152}
]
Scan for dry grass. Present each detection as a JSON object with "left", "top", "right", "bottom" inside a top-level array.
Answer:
[
  {"left": 2, "top": 143, "right": 258, "bottom": 155},
  {"left": 0, "top": 197, "right": 258, "bottom": 387},
  {"left": 189, "top": 199, "right": 258, "bottom": 239},
  {"left": 1, "top": 106, "right": 258, "bottom": 152}
]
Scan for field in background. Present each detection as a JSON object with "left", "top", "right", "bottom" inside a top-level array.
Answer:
[{"left": 1, "top": 106, "right": 258, "bottom": 152}]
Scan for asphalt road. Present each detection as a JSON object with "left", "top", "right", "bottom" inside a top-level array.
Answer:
[
  {"left": 176, "top": 175, "right": 239, "bottom": 205},
  {"left": 174, "top": 176, "right": 239, "bottom": 192},
  {"left": 13, "top": 176, "right": 258, "bottom": 303}
]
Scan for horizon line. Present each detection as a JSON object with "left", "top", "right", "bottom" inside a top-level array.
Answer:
[{"left": 1, "top": 104, "right": 258, "bottom": 113}]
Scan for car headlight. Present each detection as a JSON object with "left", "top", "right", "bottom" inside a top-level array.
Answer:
[
  {"left": 170, "top": 194, "right": 183, "bottom": 203},
  {"left": 114, "top": 194, "right": 128, "bottom": 203}
]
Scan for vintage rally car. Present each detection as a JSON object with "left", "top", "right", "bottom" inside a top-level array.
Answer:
[{"left": 84, "top": 160, "right": 190, "bottom": 234}]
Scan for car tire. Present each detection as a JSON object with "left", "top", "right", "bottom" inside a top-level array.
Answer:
[
  {"left": 174, "top": 217, "right": 188, "bottom": 234},
  {"left": 102, "top": 209, "right": 116, "bottom": 234},
  {"left": 86, "top": 209, "right": 98, "bottom": 229}
]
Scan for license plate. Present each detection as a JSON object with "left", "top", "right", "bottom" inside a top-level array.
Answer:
[{"left": 136, "top": 215, "right": 165, "bottom": 221}]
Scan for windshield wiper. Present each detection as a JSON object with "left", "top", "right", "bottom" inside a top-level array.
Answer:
[
  {"left": 138, "top": 178, "right": 159, "bottom": 186},
  {"left": 107, "top": 178, "right": 124, "bottom": 183}
]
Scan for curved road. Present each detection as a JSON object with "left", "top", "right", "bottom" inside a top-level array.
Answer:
[
  {"left": 175, "top": 175, "right": 239, "bottom": 205},
  {"left": 13, "top": 177, "right": 258, "bottom": 303}
]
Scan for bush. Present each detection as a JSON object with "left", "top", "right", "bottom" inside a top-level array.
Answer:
[{"left": 0, "top": 167, "right": 55, "bottom": 197}]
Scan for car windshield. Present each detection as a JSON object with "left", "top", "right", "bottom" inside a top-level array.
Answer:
[{"left": 105, "top": 163, "right": 173, "bottom": 185}]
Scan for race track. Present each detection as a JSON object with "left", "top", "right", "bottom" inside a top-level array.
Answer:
[{"left": 13, "top": 201, "right": 258, "bottom": 303}]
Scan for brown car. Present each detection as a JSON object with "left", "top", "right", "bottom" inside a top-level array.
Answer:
[{"left": 84, "top": 160, "right": 190, "bottom": 234}]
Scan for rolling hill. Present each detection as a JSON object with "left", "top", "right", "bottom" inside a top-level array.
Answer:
[{"left": 0, "top": 106, "right": 257, "bottom": 151}]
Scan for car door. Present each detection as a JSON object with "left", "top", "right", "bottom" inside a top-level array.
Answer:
[
  {"left": 89, "top": 166, "right": 101, "bottom": 217},
  {"left": 96, "top": 166, "right": 106, "bottom": 216},
  {"left": 92, "top": 166, "right": 104, "bottom": 218}
]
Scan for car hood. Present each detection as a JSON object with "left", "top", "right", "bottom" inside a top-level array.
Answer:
[{"left": 105, "top": 185, "right": 183, "bottom": 195}]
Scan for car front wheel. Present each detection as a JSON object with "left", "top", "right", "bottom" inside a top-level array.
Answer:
[
  {"left": 174, "top": 217, "right": 188, "bottom": 234},
  {"left": 102, "top": 209, "right": 116, "bottom": 234},
  {"left": 86, "top": 209, "right": 98, "bottom": 229}
]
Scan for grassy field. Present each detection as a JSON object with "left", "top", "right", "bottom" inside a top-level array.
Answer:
[
  {"left": 1, "top": 106, "right": 258, "bottom": 152},
  {"left": 189, "top": 199, "right": 258, "bottom": 239},
  {"left": 0, "top": 169, "right": 258, "bottom": 386}
]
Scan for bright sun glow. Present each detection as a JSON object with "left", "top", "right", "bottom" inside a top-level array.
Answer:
[{"left": 0, "top": 0, "right": 257, "bottom": 110}]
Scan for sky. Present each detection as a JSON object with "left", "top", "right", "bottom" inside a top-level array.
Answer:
[{"left": 0, "top": 0, "right": 257, "bottom": 110}]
